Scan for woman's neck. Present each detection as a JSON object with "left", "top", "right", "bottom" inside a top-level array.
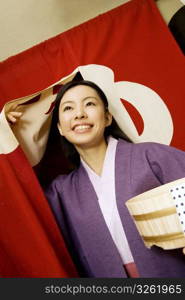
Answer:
[{"left": 75, "top": 139, "right": 108, "bottom": 176}]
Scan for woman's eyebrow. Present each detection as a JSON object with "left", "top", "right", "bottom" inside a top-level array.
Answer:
[
  {"left": 60, "top": 100, "right": 74, "bottom": 107},
  {"left": 83, "top": 96, "right": 98, "bottom": 101},
  {"left": 61, "top": 96, "right": 98, "bottom": 106}
]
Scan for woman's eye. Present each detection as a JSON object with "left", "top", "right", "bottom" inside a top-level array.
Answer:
[
  {"left": 86, "top": 101, "right": 95, "bottom": 106},
  {"left": 63, "top": 106, "right": 72, "bottom": 111}
]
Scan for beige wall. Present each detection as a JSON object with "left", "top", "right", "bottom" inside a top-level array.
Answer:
[
  {"left": 157, "top": 0, "right": 184, "bottom": 22},
  {"left": 0, "top": 0, "right": 184, "bottom": 62}
]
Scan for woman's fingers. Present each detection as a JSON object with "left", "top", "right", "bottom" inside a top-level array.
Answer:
[
  {"left": 182, "top": 248, "right": 185, "bottom": 255},
  {"left": 6, "top": 111, "right": 23, "bottom": 123}
]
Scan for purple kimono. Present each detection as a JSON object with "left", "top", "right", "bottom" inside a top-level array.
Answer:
[{"left": 45, "top": 139, "right": 185, "bottom": 277}]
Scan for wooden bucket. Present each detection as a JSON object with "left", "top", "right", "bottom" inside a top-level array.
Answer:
[{"left": 125, "top": 178, "right": 185, "bottom": 249}]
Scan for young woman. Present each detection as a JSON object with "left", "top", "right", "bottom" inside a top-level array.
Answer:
[{"left": 7, "top": 80, "right": 185, "bottom": 278}]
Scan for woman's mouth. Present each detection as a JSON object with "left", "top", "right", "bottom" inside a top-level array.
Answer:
[{"left": 73, "top": 124, "right": 93, "bottom": 133}]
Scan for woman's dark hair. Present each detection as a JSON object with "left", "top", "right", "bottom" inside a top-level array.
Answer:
[{"left": 47, "top": 76, "right": 132, "bottom": 169}]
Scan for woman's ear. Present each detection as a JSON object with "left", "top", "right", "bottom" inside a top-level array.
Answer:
[
  {"left": 105, "top": 111, "right": 112, "bottom": 127},
  {"left": 57, "top": 123, "right": 63, "bottom": 136}
]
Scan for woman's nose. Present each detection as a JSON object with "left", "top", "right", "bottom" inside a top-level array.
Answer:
[{"left": 74, "top": 107, "right": 87, "bottom": 119}]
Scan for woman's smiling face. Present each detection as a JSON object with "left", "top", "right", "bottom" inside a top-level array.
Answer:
[{"left": 57, "top": 84, "right": 112, "bottom": 149}]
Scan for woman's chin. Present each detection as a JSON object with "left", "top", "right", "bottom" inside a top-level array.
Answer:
[{"left": 64, "top": 130, "right": 105, "bottom": 149}]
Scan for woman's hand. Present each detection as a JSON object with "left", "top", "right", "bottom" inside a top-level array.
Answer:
[
  {"left": 183, "top": 248, "right": 185, "bottom": 255},
  {"left": 6, "top": 111, "right": 23, "bottom": 124}
]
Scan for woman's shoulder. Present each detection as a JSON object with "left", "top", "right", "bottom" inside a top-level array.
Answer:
[
  {"left": 118, "top": 138, "right": 185, "bottom": 159},
  {"left": 119, "top": 138, "right": 181, "bottom": 151},
  {"left": 44, "top": 169, "right": 80, "bottom": 202},
  {"left": 45, "top": 168, "right": 79, "bottom": 193}
]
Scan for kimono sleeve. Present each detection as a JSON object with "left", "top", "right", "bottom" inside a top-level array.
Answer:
[
  {"left": 145, "top": 142, "right": 185, "bottom": 184},
  {"left": 44, "top": 176, "right": 69, "bottom": 239},
  {"left": 45, "top": 176, "right": 90, "bottom": 277}
]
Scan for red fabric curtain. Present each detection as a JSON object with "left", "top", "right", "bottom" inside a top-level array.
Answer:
[{"left": 0, "top": 0, "right": 185, "bottom": 277}]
